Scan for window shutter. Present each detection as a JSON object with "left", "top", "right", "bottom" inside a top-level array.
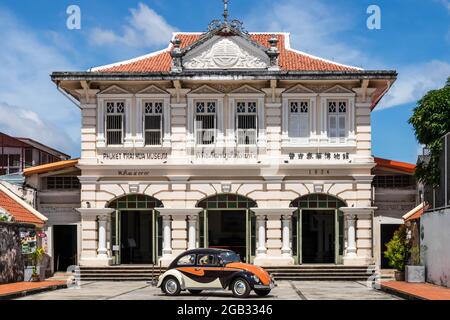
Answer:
[
  {"left": 338, "top": 115, "right": 346, "bottom": 138},
  {"left": 329, "top": 115, "right": 337, "bottom": 138},
  {"left": 289, "top": 114, "right": 301, "bottom": 138},
  {"left": 299, "top": 114, "right": 309, "bottom": 138}
]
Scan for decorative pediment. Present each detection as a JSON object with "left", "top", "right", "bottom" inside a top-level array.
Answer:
[
  {"left": 284, "top": 84, "right": 316, "bottom": 94},
  {"left": 98, "top": 85, "right": 130, "bottom": 95},
  {"left": 189, "top": 84, "right": 224, "bottom": 95},
  {"left": 136, "top": 85, "right": 169, "bottom": 95},
  {"left": 323, "top": 85, "right": 354, "bottom": 94},
  {"left": 183, "top": 36, "right": 269, "bottom": 70},
  {"left": 230, "top": 85, "right": 263, "bottom": 94}
]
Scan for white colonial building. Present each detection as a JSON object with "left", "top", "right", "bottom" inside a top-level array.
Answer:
[{"left": 52, "top": 15, "right": 397, "bottom": 267}]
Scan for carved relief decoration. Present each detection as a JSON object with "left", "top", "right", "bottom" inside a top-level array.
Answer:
[{"left": 183, "top": 38, "right": 268, "bottom": 70}]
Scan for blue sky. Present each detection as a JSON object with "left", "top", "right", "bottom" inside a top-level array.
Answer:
[{"left": 0, "top": 0, "right": 449, "bottom": 163}]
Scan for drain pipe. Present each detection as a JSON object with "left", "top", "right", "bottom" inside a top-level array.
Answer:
[{"left": 57, "top": 83, "right": 81, "bottom": 110}]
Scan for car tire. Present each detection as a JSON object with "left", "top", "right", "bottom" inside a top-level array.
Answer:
[
  {"left": 162, "top": 276, "right": 181, "bottom": 296},
  {"left": 231, "top": 278, "right": 251, "bottom": 298},
  {"left": 188, "top": 290, "right": 202, "bottom": 295},
  {"left": 254, "top": 289, "right": 271, "bottom": 297}
]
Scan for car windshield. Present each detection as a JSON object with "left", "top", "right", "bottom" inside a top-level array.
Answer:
[{"left": 219, "top": 251, "right": 241, "bottom": 264}]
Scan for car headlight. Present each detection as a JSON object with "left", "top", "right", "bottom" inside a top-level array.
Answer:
[{"left": 251, "top": 275, "right": 260, "bottom": 283}]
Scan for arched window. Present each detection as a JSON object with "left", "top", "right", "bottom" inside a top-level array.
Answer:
[
  {"left": 290, "top": 193, "right": 346, "bottom": 209},
  {"left": 108, "top": 194, "right": 163, "bottom": 210},
  {"left": 197, "top": 194, "right": 257, "bottom": 209}
]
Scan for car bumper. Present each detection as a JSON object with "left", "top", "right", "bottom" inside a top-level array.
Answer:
[{"left": 254, "top": 281, "right": 276, "bottom": 290}]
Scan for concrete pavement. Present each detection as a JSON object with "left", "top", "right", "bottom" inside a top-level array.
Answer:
[{"left": 17, "top": 281, "right": 401, "bottom": 300}]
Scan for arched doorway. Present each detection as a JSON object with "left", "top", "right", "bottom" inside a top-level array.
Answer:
[
  {"left": 108, "top": 194, "right": 163, "bottom": 265},
  {"left": 197, "top": 194, "right": 257, "bottom": 263},
  {"left": 290, "top": 194, "right": 346, "bottom": 264}
]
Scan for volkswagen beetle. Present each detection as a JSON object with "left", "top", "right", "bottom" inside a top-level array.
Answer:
[{"left": 157, "top": 248, "right": 275, "bottom": 298}]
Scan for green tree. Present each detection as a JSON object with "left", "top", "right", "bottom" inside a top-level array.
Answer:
[
  {"left": 384, "top": 226, "right": 408, "bottom": 271},
  {"left": 409, "top": 77, "right": 450, "bottom": 186}
]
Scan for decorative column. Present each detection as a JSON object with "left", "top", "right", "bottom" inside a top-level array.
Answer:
[
  {"left": 188, "top": 215, "right": 198, "bottom": 250},
  {"left": 281, "top": 215, "right": 291, "bottom": 256},
  {"left": 76, "top": 208, "right": 114, "bottom": 266},
  {"left": 97, "top": 214, "right": 109, "bottom": 259},
  {"left": 256, "top": 215, "right": 267, "bottom": 256},
  {"left": 157, "top": 208, "right": 203, "bottom": 266},
  {"left": 346, "top": 214, "right": 357, "bottom": 257},
  {"left": 341, "top": 207, "right": 377, "bottom": 266},
  {"left": 162, "top": 215, "right": 172, "bottom": 257},
  {"left": 252, "top": 208, "right": 295, "bottom": 266}
]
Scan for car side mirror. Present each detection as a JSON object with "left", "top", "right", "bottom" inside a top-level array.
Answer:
[{"left": 218, "top": 257, "right": 224, "bottom": 267}]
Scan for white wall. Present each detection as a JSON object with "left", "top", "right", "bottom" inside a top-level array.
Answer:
[{"left": 422, "top": 209, "right": 450, "bottom": 288}]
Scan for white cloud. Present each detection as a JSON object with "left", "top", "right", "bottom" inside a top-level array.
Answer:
[
  {"left": 0, "top": 9, "right": 80, "bottom": 156},
  {"left": 0, "top": 102, "right": 77, "bottom": 154},
  {"left": 90, "top": 3, "right": 177, "bottom": 48},
  {"left": 245, "top": 0, "right": 372, "bottom": 68},
  {"left": 245, "top": 0, "right": 449, "bottom": 110},
  {"left": 439, "top": 0, "right": 450, "bottom": 12},
  {"left": 378, "top": 60, "right": 450, "bottom": 110}
]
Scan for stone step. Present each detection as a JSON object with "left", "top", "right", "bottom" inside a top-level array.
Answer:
[
  {"left": 272, "top": 276, "right": 370, "bottom": 281},
  {"left": 78, "top": 265, "right": 375, "bottom": 281},
  {"left": 264, "top": 266, "right": 368, "bottom": 270},
  {"left": 79, "top": 273, "right": 163, "bottom": 276},
  {"left": 270, "top": 272, "right": 371, "bottom": 277},
  {"left": 266, "top": 269, "right": 371, "bottom": 272},
  {"left": 81, "top": 278, "right": 157, "bottom": 282}
]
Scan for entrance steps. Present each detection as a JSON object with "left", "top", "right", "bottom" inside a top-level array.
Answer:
[
  {"left": 264, "top": 265, "right": 374, "bottom": 281},
  {"left": 79, "top": 265, "right": 166, "bottom": 282},
  {"left": 79, "top": 265, "right": 378, "bottom": 282}
]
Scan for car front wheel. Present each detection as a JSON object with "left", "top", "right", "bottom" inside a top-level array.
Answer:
[
  {"left": 231, "top": 278, "right": 251, "bottom": 298},
  {"left": 162, "top": 277, "right": 181, "bottom": 296},
  {"left": 254, "top": 289, "right": 271, "bottom": 297}
]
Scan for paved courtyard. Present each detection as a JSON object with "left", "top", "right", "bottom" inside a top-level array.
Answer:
[{"left": 18, "top": 281, "right": 401, "bottom": 300}]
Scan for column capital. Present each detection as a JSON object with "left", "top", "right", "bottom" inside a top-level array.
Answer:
[
  {"left": 76, "top": 208, "right": 114, "bottom": 218},
  {"left": 188, "top": 215, "right": 199, "bottom": 221},
  {"left": 157, "top": 208, "right": 203, "bottom": 217},
  {"left": 340, "top": 207, "right": 377, "bottom": 216},
  {"left": 251, "top": 208, "right": 296, "bottom": 217}
]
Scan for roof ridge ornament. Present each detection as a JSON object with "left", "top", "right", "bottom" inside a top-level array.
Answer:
[
  {"left": 207, "top": 0, "right": 248, "bottom": 34},
  {"left": 223, "top": 0, "right": 229, "bottom": 23}
]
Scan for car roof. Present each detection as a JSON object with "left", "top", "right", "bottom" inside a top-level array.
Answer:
[
  {"left": 181, "top": 248, "right": 234, "bottom": 255},
  {"left": 168, "top": 248, "right": 235, "bottom": 269}
]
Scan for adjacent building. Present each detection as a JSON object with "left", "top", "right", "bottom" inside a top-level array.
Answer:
[
  {"left": 0, "top": 132, "right": 70, "bottom": 176},
  {"left": 371, "top": 157, "right": 417, "bottom": 269},
  {"left": 23, "top": 160, "right": 81, "bottom": 273},
  {"left": 51, "top": 16, "right": 399, "bottom": 267}
]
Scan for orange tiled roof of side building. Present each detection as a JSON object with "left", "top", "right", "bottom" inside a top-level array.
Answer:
[
  {"left": 374, "top": 157, "right": 416, "bottom": 174},
  {"left": 0, "top": 186, "right": 45, "bottom": 226},
  {"left": 23, "top": 159, "right": 79, "bottom": 177},
  {"left": 95, "top": 33, "right": 361, "bottom": 73}
]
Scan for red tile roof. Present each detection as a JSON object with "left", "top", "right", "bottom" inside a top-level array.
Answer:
[
  {"left": 374, "top": 157, "right": 416, "bottom": 174},
  {"left": 0, "top": 187, "right": 45, "bottom": 226},
  {"left": 94, "top": 33, "right": 361, "bottom": 73}
]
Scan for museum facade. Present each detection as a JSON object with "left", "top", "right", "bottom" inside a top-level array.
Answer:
[{"left": 52, "top": 19, "right": 397, "bottom": 267}]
